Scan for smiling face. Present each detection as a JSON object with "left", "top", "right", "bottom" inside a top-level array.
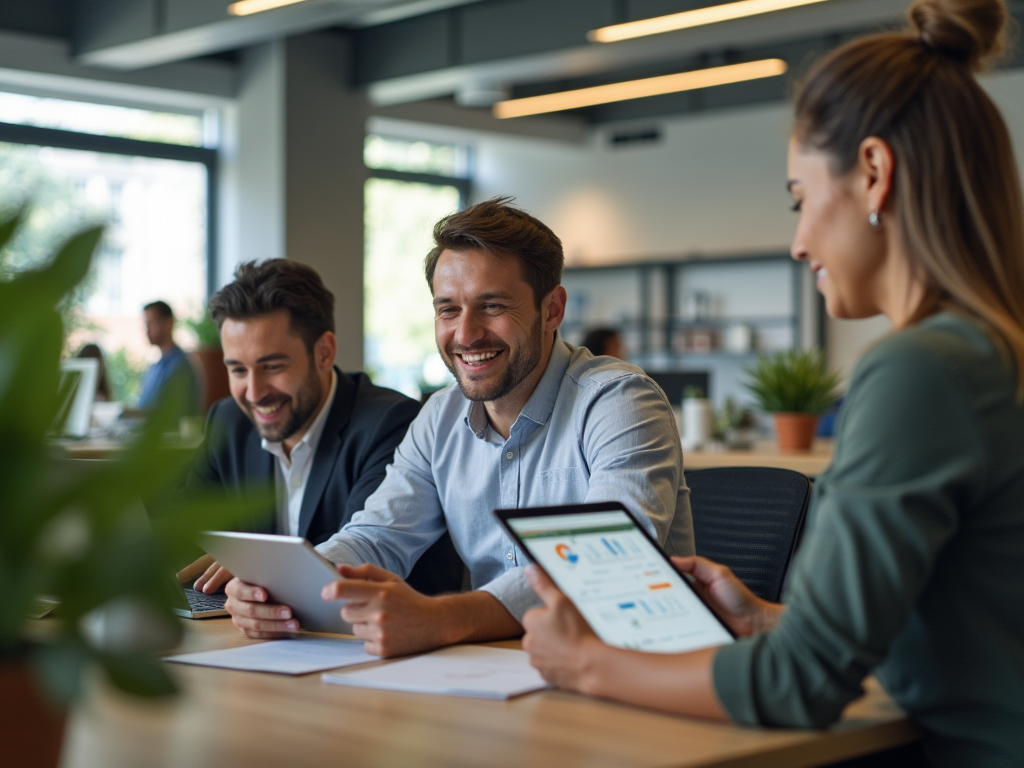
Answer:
[
  {"left": 220, "top": 309, "right": 335, "bottom": 449},
  {"left": 787, "top": 137, "right": 887, "bottom": 320},
  {"left": 432, "top": 248, "right": 564, "bottom": 408}
]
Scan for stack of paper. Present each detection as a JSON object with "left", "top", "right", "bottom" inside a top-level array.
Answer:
[
  {"left": 322, "top": 645, "right": 550, "bottom": 699},
  {"left": 165, "top": 637, "right": 376, "bottom": 675}
]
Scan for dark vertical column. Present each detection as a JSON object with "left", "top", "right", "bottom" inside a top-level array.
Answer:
[{"left": 283, "top": 31, "right": 368, "bottom": 370}]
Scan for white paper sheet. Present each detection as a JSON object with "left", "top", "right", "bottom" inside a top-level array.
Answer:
[
  {"left": 321, "top": 645, "right": 550, "bottom": 699},
  {"left": 164, "top": 637, "right": 376, "bottom": 675}
]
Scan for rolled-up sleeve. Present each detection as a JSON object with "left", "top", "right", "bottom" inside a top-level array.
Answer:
[{"left": 479, "top": 569, "right": 536, "bottom": 622}]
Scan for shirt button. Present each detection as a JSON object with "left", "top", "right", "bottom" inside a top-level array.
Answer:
[
  {"left": 506, "top": 552, "right": 515, "bottom": 561},
  {"left": 293, "top": 478, "right": 301, "bottom": 488},
  {"left": 505, "top": 451, "right": 514, "bottom": 460}
]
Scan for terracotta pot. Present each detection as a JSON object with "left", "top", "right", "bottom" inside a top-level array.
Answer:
[
  {"left": 195, "top": 346, "right": 230, "bottom": 414},
  {"left": 772, "top": 412, "right": 819, "bottom": 451},
  {"left": 0, "top": 660, "right": 67, "bottom": 768}
]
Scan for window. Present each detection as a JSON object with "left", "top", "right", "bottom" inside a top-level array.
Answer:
[
  {"left": 363, "top": 135, "right": 470, "bottom": 398},
  {"left": 0, "top": 92, "right": 216, "bottom": 404}
]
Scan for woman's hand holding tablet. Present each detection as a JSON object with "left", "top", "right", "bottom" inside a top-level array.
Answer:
[{"left": 497, "top": 502, "right": 737, "bottom": 653}]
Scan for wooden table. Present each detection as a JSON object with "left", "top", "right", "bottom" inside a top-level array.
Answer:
[
  {"left": 62, "top": 619, "right": 919, "bottom": 768},
  {"left": 54, "top": 436, "right": 203, "bottom": 460},
  {"left": 685, "top": 441, "right": 834, "bottom": 476}
]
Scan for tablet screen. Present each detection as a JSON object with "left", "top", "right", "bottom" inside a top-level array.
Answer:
[{"left": 507, "top": 508, "right": 734, "bottom": 653}]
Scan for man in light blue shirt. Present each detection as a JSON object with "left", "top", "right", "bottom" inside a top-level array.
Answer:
[
  {"left": 224, "top": 197, "right": 693, "bottom": 656},
  {"left": 137, "top": 300, "right": 199, "bottom": 415}
]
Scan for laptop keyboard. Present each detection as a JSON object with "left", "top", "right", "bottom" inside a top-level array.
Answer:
[{"left": 182, "top": 586, "right": 228, "bottom": 612}]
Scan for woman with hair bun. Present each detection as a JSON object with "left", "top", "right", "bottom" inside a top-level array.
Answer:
[{"left": 519, "top": 1, "right": 1024, "bottom": 764}]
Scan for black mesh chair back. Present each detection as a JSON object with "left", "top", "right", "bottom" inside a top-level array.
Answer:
[{"left": 687, "top": 467, "right": 812, "bottom": 603}]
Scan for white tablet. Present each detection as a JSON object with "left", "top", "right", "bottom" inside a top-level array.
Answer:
[
  {"left": 496, "top": 502, "right": 735, "bottom": 653},
  {"left": 200, "top": 532, "right": 352, "bottom": 635}
]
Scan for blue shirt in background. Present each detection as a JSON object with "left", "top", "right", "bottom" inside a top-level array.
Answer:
[
  {"left": 317, "top": 337, "right": 695, "bottom": 621},
  {"left": 138, "top": 344, "right": 200, "bottom": 415}
]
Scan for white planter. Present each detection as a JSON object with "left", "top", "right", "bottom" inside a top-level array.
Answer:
[{"left": 681, "top": 398, "right": 713, "bottom": 451}]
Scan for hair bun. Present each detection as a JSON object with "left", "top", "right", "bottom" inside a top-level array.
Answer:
[{"left": 909, "top": 0, "right": 1009, "bottom": 71}]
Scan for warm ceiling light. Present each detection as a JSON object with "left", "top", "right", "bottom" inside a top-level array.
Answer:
[
  {"left": 589, "top": 0, "right": 830, "bottom": 43},
  {"left": 493, "top": 58, "right": 787, "bottom": 119},
  {"left": 228, "top": 0, "right": 309, "bottom": 16}
]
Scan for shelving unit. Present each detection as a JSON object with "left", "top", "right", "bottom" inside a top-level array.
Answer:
[{"left": 561, "top": 253, "right": 821, "bottom": 406}]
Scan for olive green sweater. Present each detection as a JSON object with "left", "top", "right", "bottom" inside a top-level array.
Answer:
[{"left": 713, "top": 313, "right": 1024, "bottom": 767}]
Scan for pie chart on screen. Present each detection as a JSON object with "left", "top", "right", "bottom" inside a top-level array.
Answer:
[{"left": 554, "top": 544, "right": 579, "bottom": 564}]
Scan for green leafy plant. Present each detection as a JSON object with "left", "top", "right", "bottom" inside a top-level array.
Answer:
[
  {"left": 183, "top": 311, "right": 221, "bottom": 350},
  {"left": 0, "top": 207, "right": 266, "bottom": 704},
  {"left": 712, "top": 397, "right": 757, "bottom": 441},
  {"left": 744, "top": 348, "right": 842, "bottom": 415}
]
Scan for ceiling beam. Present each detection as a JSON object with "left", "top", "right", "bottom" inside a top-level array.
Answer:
[
  {"left": 73, "top": 0, "right": 485, "bottom": 70},
  {"left": 363, "top": 0, "right": 908, "bottom": 106}
]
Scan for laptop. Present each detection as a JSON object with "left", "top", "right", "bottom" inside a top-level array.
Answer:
[
  {"left": 53, "top": 358, "right": 99, "bottom": 438},
  {"left": 169, "top": 578, "right": 229, "bottom": 619}
]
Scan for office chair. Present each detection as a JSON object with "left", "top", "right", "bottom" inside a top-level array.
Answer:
[{"left": 686, "top": 466, "right": 812, "bottom": 603}]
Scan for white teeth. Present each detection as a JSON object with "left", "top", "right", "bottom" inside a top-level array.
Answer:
[
  {"left": 460, "top": 351, "right": 499, "bottom": 364},
  {"left": 254, "top": 402, "right": 284, "bottom": 415}
]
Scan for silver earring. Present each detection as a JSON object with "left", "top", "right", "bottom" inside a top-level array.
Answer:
[{"left": 868, "top": 211, "right": 881, "bottom": 228}]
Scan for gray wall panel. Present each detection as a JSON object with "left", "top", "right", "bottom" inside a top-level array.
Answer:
[
  {"left": 0, "top": 0, "right": 73, "bottom": 38},
  {"left": 73, "top": 0, "right": 155, "bottom": 52},
  {"left": 285, "top": 31, "right": 367, "bottom": 369},
  {"left": 461, "top": 0, "right": 617, "bottom": 63},
  {"left": 165, "top": 0, "right": 232, "bottom": 33},
  {"left": 354, "top": 13, "right": 450, "bottom": 84}
]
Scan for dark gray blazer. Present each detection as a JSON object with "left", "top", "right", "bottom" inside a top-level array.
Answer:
[{"left": 187, "top": 368, "right": 463, "bottom": 595}]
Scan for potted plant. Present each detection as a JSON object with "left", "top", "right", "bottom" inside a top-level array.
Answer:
[
  {"left": 744, "top": 348, "right": 842, "bottom": 451},
  {"left": 712, "top": 397, "right": 758, "bottom": 450},
  {"left": 0, "top": 209, "right": 264, "bottom": 768}
]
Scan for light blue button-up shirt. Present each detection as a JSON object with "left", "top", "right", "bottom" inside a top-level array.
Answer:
[{"left": 317, "top": 337, "right": 693, "bottom": 621}]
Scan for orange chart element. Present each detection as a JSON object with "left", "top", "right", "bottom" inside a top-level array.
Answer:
[{"left": 648, "top": 583, "right": 672, "bottom": 590}]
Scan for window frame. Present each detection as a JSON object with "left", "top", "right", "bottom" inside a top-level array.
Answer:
[
  {"left": 0, "top": 119, "right": 219, "bottom": 298},
  {"left": 364, "top": 133, "right": 472, "bottom": 208}
]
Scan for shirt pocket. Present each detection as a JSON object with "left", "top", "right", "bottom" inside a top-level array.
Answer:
[{"left": 537, "top": 467, "right": 587, "bottom": 494}]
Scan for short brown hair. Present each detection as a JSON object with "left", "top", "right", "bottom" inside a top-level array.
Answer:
[
  {"left": 208, "top": 259, "right": 334, "bottom": 352},
  {"left": 143, "top": 300, "right": 173, "bottom": 320},
  {"left": 424, "top": 196, "right": 563, "bottom": 305},
  {"left": 794, "top": 0, "right": 1024, "bottom": 396}
]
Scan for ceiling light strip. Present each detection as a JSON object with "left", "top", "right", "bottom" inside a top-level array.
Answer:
[
  {"left": 589, "top": 0, "right": 830, "bottom": 43},
  {"left": 493, "top": 58, "right": 787, "bottom": 119},
  {"left": 228, "top": 0, "right": 309, "bottom": 17}
]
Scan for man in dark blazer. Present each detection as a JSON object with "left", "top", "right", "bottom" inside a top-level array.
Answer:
[{"left": 182, "top": 259, "right": 462, "bottom": 596}]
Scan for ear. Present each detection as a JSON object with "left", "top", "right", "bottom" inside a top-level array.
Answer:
[
  {"left": 857, "top": 137, "right": 896, "bottom": 218},
  {"left": 542, "top": 286, "right": 567, "bottom": 334},
  {"left": 314, "top": 331, "right": 336, "bottom": 372}
]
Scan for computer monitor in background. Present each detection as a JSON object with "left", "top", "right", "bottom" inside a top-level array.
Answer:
[
  {"left": 645, "top": 371, "right": 711, "bottom": 406},
  {"left": 54, "top": 358, "right": 99, "bottom": 438}
]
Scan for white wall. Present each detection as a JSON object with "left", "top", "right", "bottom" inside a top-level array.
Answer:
[{"left": 473, "top": 105, "right": 796, "bottom": 265}]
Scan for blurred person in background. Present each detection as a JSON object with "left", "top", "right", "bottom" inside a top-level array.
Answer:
[
  {"left": 74, "top": 343, "right": 112, "bottom": 402},
  {"left": 137, "top": 300, "right": 199, "bottom": 416},
  {"left": 580, "top": 327, "right": 625, "bottom": 360}
]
